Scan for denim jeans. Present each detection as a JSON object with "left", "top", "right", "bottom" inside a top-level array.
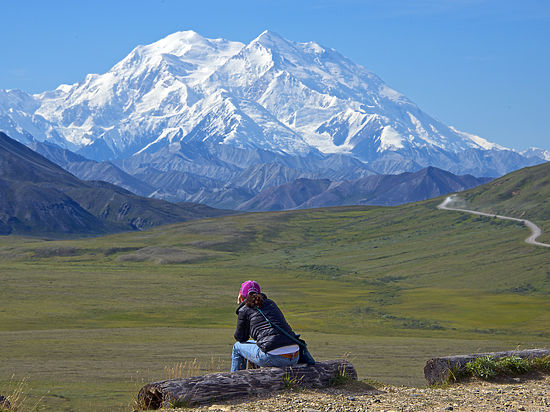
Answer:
[{"left": 231, "top": 340, "right": 299, "bottom": 372}]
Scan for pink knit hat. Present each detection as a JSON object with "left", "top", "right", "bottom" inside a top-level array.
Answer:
[{"left": 239, "top": 280, "right": 261, "bottom": 298}]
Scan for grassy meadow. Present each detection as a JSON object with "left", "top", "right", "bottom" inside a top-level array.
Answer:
[{"left": 1, "top": 198, "right": 549, "bottom": 410}]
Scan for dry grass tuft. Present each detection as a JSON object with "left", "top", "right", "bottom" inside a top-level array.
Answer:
[
  {"left": 163, "top": 357, "right": 227, "bottom": 380},
  {"left": 2, "top": 376, "right": 44, "bottom": 411}
]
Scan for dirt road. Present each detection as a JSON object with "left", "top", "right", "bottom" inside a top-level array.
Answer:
[{"left": 438, "top": 195, "right": 550, "bottom": 248}]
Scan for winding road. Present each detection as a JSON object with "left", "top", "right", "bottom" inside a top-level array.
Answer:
[{"left": 438, "top": 195, "right": 550, "bottom": 248}]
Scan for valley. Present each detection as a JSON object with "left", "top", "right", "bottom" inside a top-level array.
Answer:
[
  {"left": 0, "top": 196, "right": 548, "bottom": 410},
  {"left": 0, "top": 23, "right": 549, "bottom": 412}
]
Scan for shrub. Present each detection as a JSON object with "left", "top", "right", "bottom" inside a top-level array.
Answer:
[
  {"left": 463, "top": 355, "right": 548, "bottom": 381},
  {"left": 466, "top": 356, "right": 499, "bottom": 379},
  {"left": 531, "top": 355, "right": 550, "bottom": 372},
  {"left": 282, "top": 374, "right": 303, "bottom": 390},
  {"left": 497, "top": 356, "right": 530, "bottom": 375}
]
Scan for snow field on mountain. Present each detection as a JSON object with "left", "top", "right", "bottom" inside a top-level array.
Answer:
[{"left": 0, "top": 29, "right": 546, "bottom": 177}]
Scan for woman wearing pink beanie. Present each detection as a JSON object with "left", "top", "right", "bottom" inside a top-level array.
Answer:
[{"left": 231, "top": 280, "right": 304, "bottom": 371}]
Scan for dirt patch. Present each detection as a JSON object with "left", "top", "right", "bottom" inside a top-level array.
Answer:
[
  {"left": 32, "top": 246, "right": 80, "bottom": 258},
  {"left": 115, "top": 246, "right": 208, "bottom": 264},
  {"left": 102, "top": 246, "right": 141, "bottom": 256}
]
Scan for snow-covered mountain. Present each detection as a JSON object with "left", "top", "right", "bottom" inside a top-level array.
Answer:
[
  {"left": 0, "top": 30, "right": 546, "bottom": 199},
  {"left": 521, "top": 147, "right": 550, "bottom": 161}
]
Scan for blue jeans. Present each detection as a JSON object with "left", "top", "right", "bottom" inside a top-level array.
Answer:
[{"left": 231, "top": 340, "right": 299, "bottom": 372}]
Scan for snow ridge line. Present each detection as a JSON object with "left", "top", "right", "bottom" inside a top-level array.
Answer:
[{"left": 438, "top": 195, "right": 550, "bottom": 248}]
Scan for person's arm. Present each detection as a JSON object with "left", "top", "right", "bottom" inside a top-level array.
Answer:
[{"left": 234, "top": 308, "right": 250, "bottom": 342}]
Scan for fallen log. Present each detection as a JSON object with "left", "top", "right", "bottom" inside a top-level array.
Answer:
[
  {"left": 424, "top": 348, "right": 550, "bottom": 385},
  {"left": 137, "top": 359, "right": 356, "bottom": 409}
]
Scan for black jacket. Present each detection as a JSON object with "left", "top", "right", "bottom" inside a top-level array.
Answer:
[{"left": 234, "top": 293, "right": 298, "bottom": 353}]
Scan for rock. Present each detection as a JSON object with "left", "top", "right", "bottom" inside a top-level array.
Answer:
[{"left": 208, "top": 406, "right": 232, "bottom": 411}]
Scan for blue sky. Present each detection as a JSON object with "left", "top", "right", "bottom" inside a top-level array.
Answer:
[{"left": 2, "top": 0, "right": 549, "bottom": 151}]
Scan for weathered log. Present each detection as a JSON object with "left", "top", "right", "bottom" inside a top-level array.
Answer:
[
  {"left": 137, "top": 360, "right": 356, "bottom": 409},
  {"left": 424, "top": 349, "right": 550, "bottom": 385}
]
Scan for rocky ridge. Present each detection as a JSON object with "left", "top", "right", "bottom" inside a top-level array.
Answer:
[{"left": 0, "top": 132, "right": 230, "bottom": 236}]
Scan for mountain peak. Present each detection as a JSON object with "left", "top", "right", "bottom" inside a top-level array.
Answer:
[
  {"left": 142, "top": 30, "right": 243, "bottom": 58},
  {"left": 1, "top": 30, "right": 541, "bottom": 179},
  {"left": 250, "top": 30, "right": 294, "bottom": 51},
  {"left": 249, "top": 31, "right": 330, "bottom": 60},
  {"left": 255, "top": 29, "right": 286, "bottom": 42},
  {"left": 168, "top": 29, "right": 203, "bottom": 40}
]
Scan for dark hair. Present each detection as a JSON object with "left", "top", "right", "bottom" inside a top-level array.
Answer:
[{"left": 245, "top": 292, "right": 264, "bottom": 308}]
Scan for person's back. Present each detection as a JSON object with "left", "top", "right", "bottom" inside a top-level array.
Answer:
[
  {"left": 231, "top": 281, "right": 301, "bottom": 371},
  {"left": 235, "top": 294, "right": 297, "bottom": 352}
]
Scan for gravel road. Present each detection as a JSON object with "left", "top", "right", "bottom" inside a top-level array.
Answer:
[{"left": 438, "top": 196, "right": 550, "bottom": 248}]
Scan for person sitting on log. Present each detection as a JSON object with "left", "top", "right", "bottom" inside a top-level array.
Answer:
[{"left": 231, "top": 280, "right": 302, "bottom": 371}]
